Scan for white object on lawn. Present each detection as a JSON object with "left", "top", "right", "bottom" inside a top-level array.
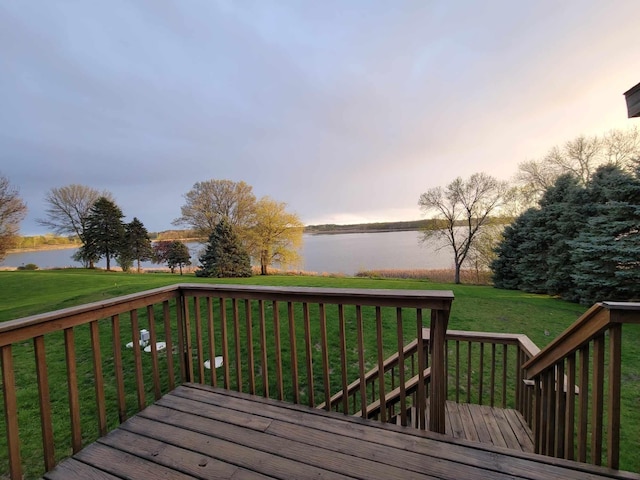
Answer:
[
  {"left": 144, "top": 341, "right": 167, "bottom": 353},
  {"left": 204, "top": 356, "right": 224, "bottom": 369}
]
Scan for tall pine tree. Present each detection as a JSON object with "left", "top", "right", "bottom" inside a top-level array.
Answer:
[
  {"left": 83, "top": 197, "right": 125, "bottom": 271},
  {"left": 123, "top": 217, "right": 153, "bottom": 272}
]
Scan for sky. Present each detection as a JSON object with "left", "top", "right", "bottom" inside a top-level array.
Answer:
[{"left": 1, "top": 1, "right": 639, "bottom": 235}]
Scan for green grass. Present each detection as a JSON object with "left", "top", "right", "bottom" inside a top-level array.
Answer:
[{"left": 1, "top": 269, "right": 639, "bottom": 477}]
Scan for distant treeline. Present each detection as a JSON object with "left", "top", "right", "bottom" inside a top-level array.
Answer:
[
  {"left": 305, "top": 217, "right": 512, "bottom": 235},
  {"left": 304, "top": 220, "right": 432, "bottom": 234}
]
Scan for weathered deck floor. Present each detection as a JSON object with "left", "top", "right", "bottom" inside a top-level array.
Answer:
[
  {"left": 408, "top": 399, "right": 534, "bottom": 452},
  {"left": 45, "top": 383, "right": 637, "bottom": 480}
]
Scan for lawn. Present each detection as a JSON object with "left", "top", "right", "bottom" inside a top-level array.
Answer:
[{"left": 1, "top": 269, "right": 638, "bottom": 477}]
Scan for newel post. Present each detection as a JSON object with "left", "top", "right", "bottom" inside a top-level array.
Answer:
[{"left": 429, "top": 308, "right": 450, "bottom": 434}]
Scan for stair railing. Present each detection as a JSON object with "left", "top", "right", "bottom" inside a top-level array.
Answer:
[{"left": 522, "top": 302, "right": 640, "bottom": 469}]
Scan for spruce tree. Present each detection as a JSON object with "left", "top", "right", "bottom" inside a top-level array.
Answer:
[
  {"left": 83, "top": 197, "right": 125, "bottom": 271},
  {"left": 539, "top": 175, "right": 584, "bottom": 301},
  {"left": 124, "top": 217, "right": 153, "bottom": 272},
  {"left": 491, "top": 211, "right": 533, "bottom": 289},
  {"left": 571, "top": 166, "right": 640, "bottom": 304},
  {"left": 196, "top": 219, "right": 252, "bottom": 277}
]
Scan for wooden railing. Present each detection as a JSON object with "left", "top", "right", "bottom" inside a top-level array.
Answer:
[
  {"left": 522, "top": 302, "right": 640, "bottom": 470},
  {"left": 0, "top": 283, "right": 453, "bottom": 479},
  {"left": 439, "top": 330, "right": 540, "bottom": 415},
  {"left": 319, "top": 328, "right": 541, "bottom": 431}
]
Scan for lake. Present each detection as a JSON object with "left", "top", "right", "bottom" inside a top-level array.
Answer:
[{"left": 2, "top": 231, "right": 453, "bottom": 276}]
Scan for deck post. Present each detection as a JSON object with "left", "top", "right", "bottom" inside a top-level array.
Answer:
[{"left": 429, "top": 308, "right": 450, "bottom": 434}]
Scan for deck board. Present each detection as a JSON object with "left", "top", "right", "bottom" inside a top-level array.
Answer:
[
  {"left": 420, "top": 398, "right": 535, "bottom": 453},
  {"left": 44, "top": 383, "right": 639, "bottom": 480}
]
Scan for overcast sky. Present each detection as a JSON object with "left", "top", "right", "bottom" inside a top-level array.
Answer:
[{"left": 1, "top": 1, "right": 638, "bottom": 235}]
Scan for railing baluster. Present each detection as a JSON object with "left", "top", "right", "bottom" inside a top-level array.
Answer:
[
  {"left": 319, "top": 303, "right": 331, "bottom": 410},
  {"left": 34, "top": 336, "right": 55, "bottom": 472},
  {"left": 89, "top": 321, "right": 107, "bottom": 434},
  {"left": 356, "top": 305, "right": 367, "bottom": 418},
  {"left": 466, "top": 341, "right": 472, "bottom": 404},
  {"left": 146, "top": 306, "right": 162, "bottom": 400},
  {"left": 219, "top": 298, "right": 230, "bottom": 390},
  {"left": 375, "top": 306, "right": 386, "bottom": 423},
  {"left": 1, "top": 345, "right": 21, "bottom": 480},
  {"left": 129, "top": 310, "right": 145, "bottom": 410},
  {"left": 455, "top": 340, "right": 460, "bottom": 404},
  {"left": 194, "top": 298, "right": 205, "bottom": 384},
  {"left": 232, "top": 299, "right": 242, "bottom": 392},
  {"left": 478, "top": 342, "right": 484, "bottom": 405},
  {"left": 416, "top": 308, "right": 426, "bottom": 430},
  {"left": 565, "top": 352, "right": 576, "bottom": 460},
  {"left": 182, "top": 297, "right": 193, "bottom": 382},
  {"left": 303, "top": 303, "right": 314, "bottom": 407},
  {"left": 577, "top": 344, "right": 589, "bottom": 463},
  {"left": 338, "top": 304, "right": 348, "bottom": 413},
  {"left": 176, "top": 295, "right": 187, "bottom": 382},
  {"left": 490, "top": 343, "right": 496, "bottom": 407},
  {"left": 288, "top": 302, "right": 300, "bottom": 404},
  {"left": 258, "top": 299, "right": 269, "bottom": 398},
  {"left": 246, "top": 299, "right": 256, "bottom": 395},
  {"left": 608, "top": 324, "right": 622, "bottom": 469},
  {"left": 64, "top": 327, "right": 82, "bottom": 453},
  {"left": 397, "top": 308, "right": 407, "bottom": 426},
  {"left": 516, "top": 348, "right": 523, "bottom": 412},
  {"left": 502, "top": 344, "right": 507, "bottom": 409},
  {"left": 111, "top": 314, "right": 126, "bottom": 423},
  {"left": 272, "top": 300, "right": 283, "bottom": 400},
  {"left": 163, "top": 301, "right": 175, "bottom": 390},
  {"left": 534, "top": 375, "right": 542, "bottom": 454},
  {"left": 554, "top": 360, "right": 566, "bottom": 458},
  {"left": 591, "top": 334, "right": 605, "bottom": 465},
  {"left": 206, "top": 297, "right": 217, "bottom": 387}
]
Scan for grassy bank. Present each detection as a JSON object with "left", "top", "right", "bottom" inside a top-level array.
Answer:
[{"left": 1, "top": 270, "right": 638, "bottom": 476}]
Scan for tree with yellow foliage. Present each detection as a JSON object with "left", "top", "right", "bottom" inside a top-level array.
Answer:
[{"left": 249, "top": 197, "right": 304, "bottom": 275}]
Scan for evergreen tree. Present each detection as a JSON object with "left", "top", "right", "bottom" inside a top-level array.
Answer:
[
  {"left": 196, "top": 219, "right": 252, "bottom": 278},
  {"left": 83, "top": 197, "right": 125, "bottom": 271},
  {"left": 539, "top": 175, "right": 585, "bottom": 301},
  {"left": 123, "top": 217, "right": 153, "bottom": 272},
  {"left": 491, "top": 209, "right": 534, "bottom": 289},
  {"left": 167, "top": 241, "right": 192, "bottom": 275},
  {"left": 571, "top": 166, "right": 640, "bottom": 304}
]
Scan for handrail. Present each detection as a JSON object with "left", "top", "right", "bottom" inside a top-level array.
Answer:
[
  {"left": 429, "top": 328, "right": 540, "bottom": 358},
  {"left": 520, "top": 301, "right": 640, "bottom": 469},
  {"left": 522, "top": 302, "right": 640, "bottom": 379},
  {"left": 355, "top": 367, "right": 432, "bottom": 418},
  {"left": 316, "top": 338, "right": 419, "bottom": 410}
]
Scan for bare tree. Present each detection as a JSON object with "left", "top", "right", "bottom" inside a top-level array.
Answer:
[
  {"left": 173, "top": 179, "right": 256, "bottom": 239},
  {"left": 516, "top": 127, "right": 640, "bottom": 207},
  {"left": 0, "top": 174, "right": 27, "bottom": 261},
  {"left": 602, "top": 126, "right": 640, "bottom": 171},
  {"left": 419, "top": 173, "right": 508, "bottom": 284},
  {"left": 38, "top": 184, "right": 113, "bottom": 239}
]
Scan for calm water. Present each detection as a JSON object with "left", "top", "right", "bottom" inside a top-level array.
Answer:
[{"left": 3, "top": 231, "right": 452, "bottom": 275}]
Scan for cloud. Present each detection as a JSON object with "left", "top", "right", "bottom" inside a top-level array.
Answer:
[{"left": 0, "top": 1, "right": 638, "bottom": 235}]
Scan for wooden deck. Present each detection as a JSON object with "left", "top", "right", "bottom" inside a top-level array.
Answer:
[
  {"left": 407, "top": 400, "right": 534, "bottom": 452},
  {"left": 44, "top": 383, "right": 638, "bottom": 480}
]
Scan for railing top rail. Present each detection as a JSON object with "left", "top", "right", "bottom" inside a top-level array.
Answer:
[
  {"left": 0, "top": 283, "right": 453, "bottom": 347},
  {"left": 178, "top": 283, "right": 454, "bottom": 309},
  {"left": 426, "top": 328, "right": 541, "bottom": 358},
  {"left": 523, "top": 301, "right": 640, "bottom": 379},
  {"left": 0, "top": 284, "right": 181, "bottom": 343}
]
